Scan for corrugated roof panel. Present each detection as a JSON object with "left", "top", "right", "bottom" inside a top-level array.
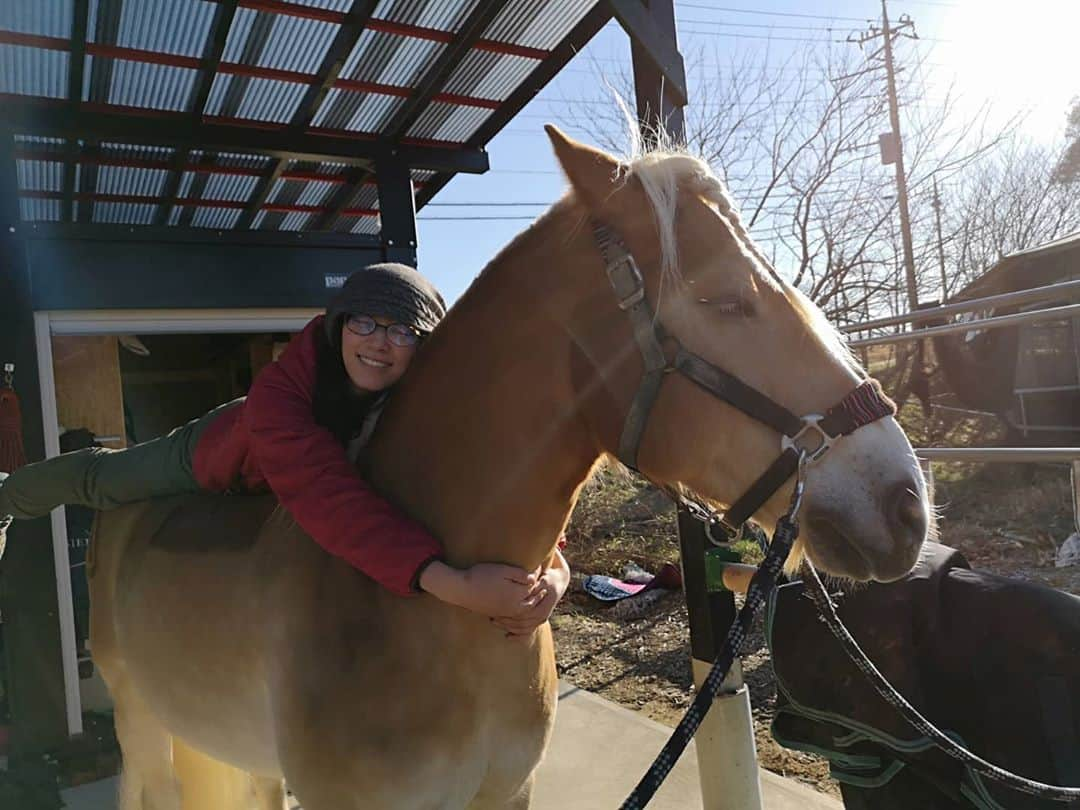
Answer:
[
  {"left": 178, "top": 171, "right": 196, "bottom": 197},
  {"left": 107, "top": 60, "right": 198, "bottom": 111},
  {"left": 93, "top": 202, "right": 156, "bottom": 224},
  {"left": 443, "top": 51, "right": 536, "bottom": 101},
  {"left": 254, "top": 14, "right": 339, "bottom": 74},
  {"left": 350, "top": 216, "right": 380, "bottom": 235},
  {"left": 221, "top": 7, "right": 257, "bottom": 64},
  {"left": 167, "top": 206, "right": 183, "bottom": 226},
  {"left": 207, "top": 77, "right": 306, "bottom": 123},
  {"left": 14, "top": 135, "right": 66, "bottom": 147},
  {"left": 192, "top": 150, "right": 273, "bottom": 172},
  {"left": 259, "top": 210, "right": 311, "bottom": 231},
  {"left": 410, "top": 168, "right": 438, "bottom": 184},
  {"left": 341, "top": 28, "right": 443, "bottom": 87},
  {"left": 99, "top": 142, "right": 175, "bottom": 161},
  {"left": 201, "top": 173, "right": 259, "bottom": 202},
  {"left": 16, "top": 159, "right": 64, "bottom": 192},
  {"left": 20, "top": 198, "right": 63, "bottom": 222},
  {"left": 109, "top": 0, "right": 215, "bottom": 57},
  {"left": 406, "top": 102, "right": 489, "bottom": 143},
  {"left": 348, "top": 185, "right": 379, "bottom": 210},
  {"left": 0, "top": 1, "right": 73, "bottom": 37},
  {"left": 291, "top": 0, "right": 354, "bottom": 11},
  {"left": 374, "top": 0, "right": 476, "bottom": 32},
  {"left": 295, "top": 180, "right": 337, "bottom": 207},
  {"left": 311, "top": 88, "right": 402, "bottom": 132},
  {"left": 1, "top": 44, "right": 68, "bottom": 98},
  {"left": 95, "top": 165, "right": 169, "bottom": 197},
  {"left": 486, "top": 0, "right": 595, "bottom": 50},
  {"left": 191, "top": 207, "right": 242, "bottom": 229}
]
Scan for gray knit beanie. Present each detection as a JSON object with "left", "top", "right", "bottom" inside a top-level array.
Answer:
[{"left": 325, "top": 263, "right": 446, "bottom": 346}]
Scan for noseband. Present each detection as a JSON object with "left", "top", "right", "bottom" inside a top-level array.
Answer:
[{"left": 592, "top": 222, "right": 895, "bottom": 536}]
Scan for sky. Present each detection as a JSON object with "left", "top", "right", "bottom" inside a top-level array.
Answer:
[{"left": 415, "top": 0, "right": 1079, "bottom": 304}]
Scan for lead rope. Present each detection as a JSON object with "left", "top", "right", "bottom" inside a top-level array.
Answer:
[{"left": 619, "top": 454, "right": 811, "bottom": 810}]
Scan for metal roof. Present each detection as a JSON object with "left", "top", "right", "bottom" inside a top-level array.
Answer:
[{"left": 1, "top": 0, "right": 610, "bottom": 237}]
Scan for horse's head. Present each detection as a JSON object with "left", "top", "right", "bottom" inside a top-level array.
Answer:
[{"left": 547, "top": 127, "right": 929, "bottom": 582}]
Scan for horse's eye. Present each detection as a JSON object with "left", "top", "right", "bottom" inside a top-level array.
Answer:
[{"left": 698, "top": 297, "right": 753, "bottom": 317}]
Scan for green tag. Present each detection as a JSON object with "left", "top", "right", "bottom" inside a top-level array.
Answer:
[{"left": 704, "top": 546, "right": 742, "bottom": 592}]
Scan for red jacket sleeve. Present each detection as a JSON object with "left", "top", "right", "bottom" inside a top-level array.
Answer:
[{"left": 244, "top": 316, "right": 442, "bottom": 596}]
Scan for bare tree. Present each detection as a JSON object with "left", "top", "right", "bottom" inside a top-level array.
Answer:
[{"left": 560, "top": 36, "right": 1029, "bottom": 327}]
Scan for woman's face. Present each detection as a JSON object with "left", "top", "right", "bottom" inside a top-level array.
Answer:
[{"left": 340, "top": 315, "right": 418, "bottom": 395}]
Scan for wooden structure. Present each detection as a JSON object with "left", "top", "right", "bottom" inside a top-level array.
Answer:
[{"left": 933, "top": 231, "right": 1080, "bottom": 443}]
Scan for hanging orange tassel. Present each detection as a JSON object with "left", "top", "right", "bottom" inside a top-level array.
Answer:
[{"left": 0, "top": 386, "right": 26, "bottom": 474}]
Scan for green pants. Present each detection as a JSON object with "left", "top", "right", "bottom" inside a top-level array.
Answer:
[{"left": 0, "top": 399, "right": 241, "bottom": 520}]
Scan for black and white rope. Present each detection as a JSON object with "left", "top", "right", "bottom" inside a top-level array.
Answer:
[{"left": 618, "top": 514, "right": 800, "bottom": 810}]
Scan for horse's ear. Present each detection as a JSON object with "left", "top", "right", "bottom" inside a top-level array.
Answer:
[{"left": 546, "top": 125, "right": 622, "bottom": 213}]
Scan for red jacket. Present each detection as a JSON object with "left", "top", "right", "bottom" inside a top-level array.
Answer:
[{"left": 191, "top": 316, "right": 442, "bottom": 596}]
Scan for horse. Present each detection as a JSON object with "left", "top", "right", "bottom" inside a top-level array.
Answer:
[{"left": 87, "top": 127, "right": 931, "bottom": 810}]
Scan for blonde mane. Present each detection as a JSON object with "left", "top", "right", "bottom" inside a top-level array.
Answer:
[
  {"left": 620, "top": 149, "right": 778, "bottom": 290},
  {"left": 620, "top": 146, "right": 857, "bottom": 370}
]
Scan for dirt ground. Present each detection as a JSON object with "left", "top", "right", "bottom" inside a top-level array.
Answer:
[{"left": 551, "top": 461, "right": 1078, "bottom": 798}]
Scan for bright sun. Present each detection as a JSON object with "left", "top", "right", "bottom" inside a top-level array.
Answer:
[{"left": 937, "top": 0, "right": 1078, "bottom": 140}]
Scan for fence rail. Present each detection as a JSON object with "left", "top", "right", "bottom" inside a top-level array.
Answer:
[
  {"left": 847, "top": 302, "right": 1080, "bottom": 348},
  {"left": 916, "top": 447, "right": 1080, "bottom": 463},
  {"left": 840, "top": 277, "right": 1080, "bottom": 334}
]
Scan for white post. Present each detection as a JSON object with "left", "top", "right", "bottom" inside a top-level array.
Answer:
[
  {"left": 691, "top": 659, "right": 763, "bottom": 809},
  {"left": 1071, "top": 460, "right": 1079, "bottom": 535},
  {"left": 33, "top": 313, "right": 83, "bottom": 737}
]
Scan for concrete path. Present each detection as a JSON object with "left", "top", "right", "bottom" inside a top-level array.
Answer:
[{"left": 61, "top": 681, "right": 841, "bottom": 809}]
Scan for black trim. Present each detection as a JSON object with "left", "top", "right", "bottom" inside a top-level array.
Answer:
[
  {"left": 62, "top": 0, "right": 91, "bottom": 223},
  {"left": 23, "top": 221, "right": 381, "bottom": 248},
  {"left": 23, "top": 235, "right": 383, "bottom": 309}
]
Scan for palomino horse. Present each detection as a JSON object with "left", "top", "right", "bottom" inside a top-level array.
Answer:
[{"left": 88, "top": 128, "right": 930, "bottom": 810}]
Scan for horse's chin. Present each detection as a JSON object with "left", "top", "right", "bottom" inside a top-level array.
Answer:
[{"left": 801, "top": 514, "right": 917, "bottom": 583}]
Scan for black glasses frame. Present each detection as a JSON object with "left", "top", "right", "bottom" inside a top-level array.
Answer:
[{"left": 344, "top": 314, "right": 420, "bottom": 347}]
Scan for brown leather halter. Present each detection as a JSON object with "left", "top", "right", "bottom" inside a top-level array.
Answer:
[{"left": 591, "top": 221, "right": 896, "bottom": 537}]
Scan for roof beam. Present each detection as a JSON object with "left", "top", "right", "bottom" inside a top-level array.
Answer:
[
  {"left": 62, "top": 0, "right": 90, "bottom": 223},
  {"left": 155, "top": 0, "right": 240, "bottom": 226},
  {"left": 383, "top": 0, "right": 505, "bottom": 141},
  {"left": 291, "top": 0, "right": 379, "bottom": 133},
  {"left": 607, "top": 0, "right": 687, "bottom": 107},
  {"left": 308, "top": 166, "right": 369, "bottom": 231},
  {"left": 236, "top": 160, "right": 287, "bottom": 230},
  {"left": 3, "top": 100, "right": 489, "bottom": 174}
]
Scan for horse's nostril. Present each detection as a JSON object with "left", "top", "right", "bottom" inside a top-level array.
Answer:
[{"left": 887, "top": 481, "right": 927, "bottom": 543}]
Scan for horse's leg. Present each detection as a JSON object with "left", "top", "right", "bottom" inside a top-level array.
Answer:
[
  {"left": 467, "top": 774, "right": 534, "bottom": 810},
  {"left": 251, "top": 776, "right": 289, "bottom": 810},
  {"left": 111, "top": 676, "right": 182, "bottom": 810}
]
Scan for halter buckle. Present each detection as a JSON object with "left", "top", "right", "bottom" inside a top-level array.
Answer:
[{"left": 782, "top": 415, "right": 833, "bottom": 463}]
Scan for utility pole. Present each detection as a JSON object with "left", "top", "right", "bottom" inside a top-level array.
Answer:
[
  {"left": 932, "top": 177, "right": 948, "bottom": 303},
  {"left": 850, "top": 0, "right": 919, "bottom": 313}
]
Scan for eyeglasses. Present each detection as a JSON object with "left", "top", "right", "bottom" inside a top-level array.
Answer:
[{"left": 344, "top": 314, "right": 420, "bottom": 348}]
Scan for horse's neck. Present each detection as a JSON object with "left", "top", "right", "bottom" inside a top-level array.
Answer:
[{"left": 363, "top": 213, "right": 601, "bottom": 570}]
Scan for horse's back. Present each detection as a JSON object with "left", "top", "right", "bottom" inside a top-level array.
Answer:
[{"left": 89, "top": 492, "right": 298, "bottom": 772}]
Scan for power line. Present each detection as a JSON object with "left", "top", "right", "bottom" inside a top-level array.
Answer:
[{"left": 676, "top": 3, "right": 874, "bottom": 23}]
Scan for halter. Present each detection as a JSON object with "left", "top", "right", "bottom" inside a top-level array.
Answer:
[{"left": 592, "top": 221, "right": 896, "bottom": 536}]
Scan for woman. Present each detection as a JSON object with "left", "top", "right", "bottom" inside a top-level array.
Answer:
[{"left": 0, "top": 263, "right": 569, "bottom": 637}]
